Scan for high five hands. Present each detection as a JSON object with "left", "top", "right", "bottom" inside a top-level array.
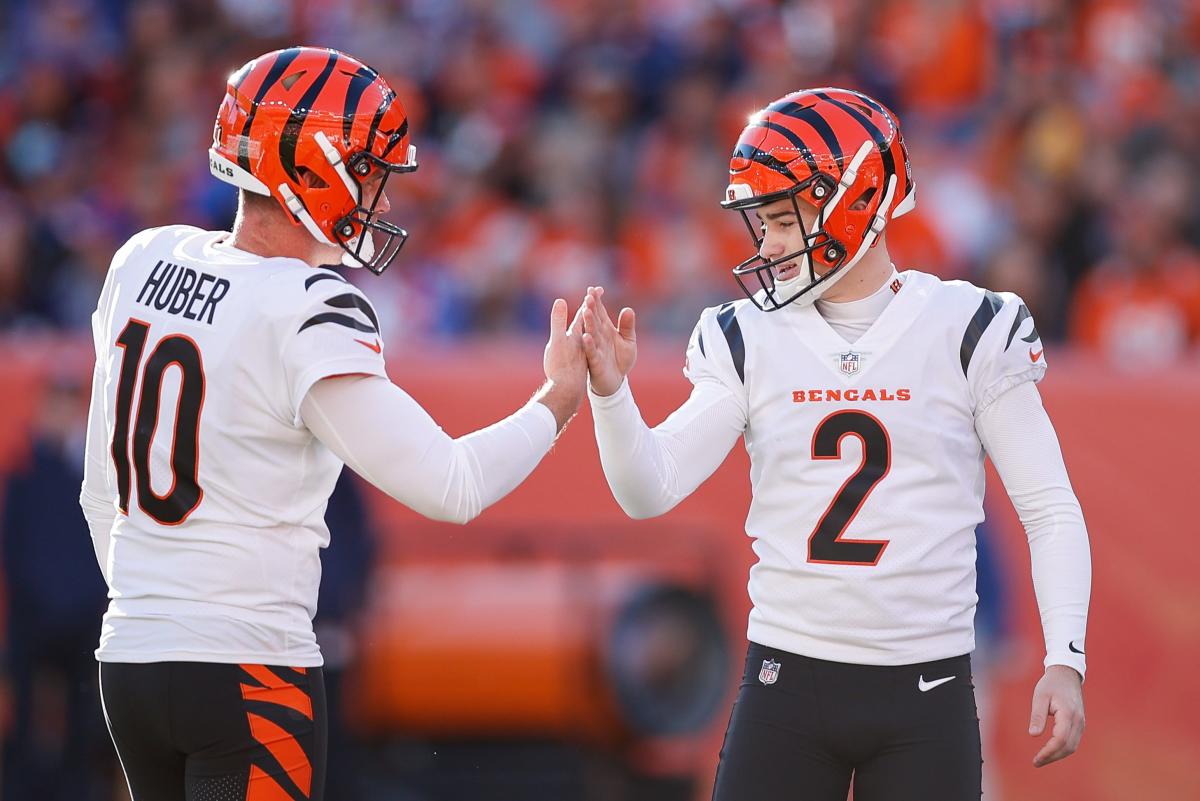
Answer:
[{"left": 580, "top": 286, "right": 637, "bottom": 397}]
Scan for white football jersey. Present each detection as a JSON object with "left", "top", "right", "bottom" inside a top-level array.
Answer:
[
  {"left": 88, "top": 225, "right": 387, "bottom": 666},
  {"left": 684, "top": 270, "right": 1046, "bottom": 665}
]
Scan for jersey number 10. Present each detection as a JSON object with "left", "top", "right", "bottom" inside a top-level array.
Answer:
[{"left": 111, "top": 318, "right": 205, "bottom": 525}]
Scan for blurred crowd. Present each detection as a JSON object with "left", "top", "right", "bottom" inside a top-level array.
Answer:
[{"left": 1, "top": 0, "right": 1199, "bottom": 359}]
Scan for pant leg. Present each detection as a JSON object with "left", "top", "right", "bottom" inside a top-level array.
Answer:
[
  {"left": 176, "top": 663, "right": 327, "bottom": 801},
  {"left": 851, "top": 654, "right": 982, "bottom": 801},
  {"left": 711, "top": 644, "right": 852, "bottom": 801},
  {"left": 99, "top": 662, "right": 188, "bottom": 801}
]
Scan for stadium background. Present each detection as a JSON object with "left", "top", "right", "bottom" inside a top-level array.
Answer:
[{"left": 0, "top": 0, "right": 1197, "bottom": 799}]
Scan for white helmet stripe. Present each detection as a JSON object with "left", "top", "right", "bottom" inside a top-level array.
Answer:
[
  {"left": 314, "top": 131, "right": 361, "bottom": 203},
  {"left": 278, "top": 183, "right": 335, "bottom": 245}
]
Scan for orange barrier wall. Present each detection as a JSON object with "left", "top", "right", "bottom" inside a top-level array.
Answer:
[{"left": 1, "top": 337, "right": 1196, "bottom": 800}]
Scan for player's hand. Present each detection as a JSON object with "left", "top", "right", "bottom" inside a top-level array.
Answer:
[
  {"left": 538, "top": 297, "right": 587, "bottom": 431},
  {"left": 580, "top": 286, "right": 636, "bottom": 396},
  {"left": 1029, "top": 664, "right": 1085, "bottom": 767}
]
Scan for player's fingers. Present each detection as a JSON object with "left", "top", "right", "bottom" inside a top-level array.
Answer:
[
  {"left": 590, "top": 288, "right": 616, "bottom": 331},
  {"left": 1034, "top": 708, "right": 1074, "bottom": 766},
  {"left": 617, "top": 307, "right": 637, "bottom": 341},
  {"left": 549, "top": 298, "right": 568, "bottom": 339},
  {"left": 1029, "top": 686, "right": 1050, "bottom": 736},
  {"left": 567, "top": 299, "right": 585, "bottom": 336}
]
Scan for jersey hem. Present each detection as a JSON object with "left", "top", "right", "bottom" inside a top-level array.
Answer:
[
  {"left": 747, "top": 621, "right": 975, "bottom": 667},
  {"left": 95, "top": 649, "right": 324, "bottom": 667}
]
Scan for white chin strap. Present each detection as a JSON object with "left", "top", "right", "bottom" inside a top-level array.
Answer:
[
  {"left": 341, "top": 230, "right": 375, "bottom": 268},
  {"left": 773, "top": 140, "right": 897, "bottom": 308}
]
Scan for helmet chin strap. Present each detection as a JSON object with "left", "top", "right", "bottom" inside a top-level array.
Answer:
[
  {"left": 278, "top": 184, "right": 336, "bottom": 246},
  {"left": 341, "top": 229, "right": 375, "bottom": 268},
  {"left": 775, "top": 172, "right": 899, "bottom": 308},
  {"left": 772, "top": 140, "right": 875, "bottom": 308}
]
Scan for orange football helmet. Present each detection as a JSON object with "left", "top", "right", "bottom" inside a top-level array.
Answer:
[
  {"left": 721, "top": 88, "right": 916, "bottom": 310},
  {"left": 208, "top": 47, "right": 418, "bottom": 274}
]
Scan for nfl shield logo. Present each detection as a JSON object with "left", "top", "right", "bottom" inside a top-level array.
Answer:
[
  {"left": 840, "top": 351, "right": 860, "bottom": 375},
  {"left": 759, "top": 658, "right": 781, "bottom": 685}
]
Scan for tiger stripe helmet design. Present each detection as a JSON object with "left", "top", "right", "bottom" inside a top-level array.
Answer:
[
  {"left": 209, "top": 47, "right": 418, "bottom": 274},
  {"left": 721, "top": 88, "right": 915, "bottom": 310}
]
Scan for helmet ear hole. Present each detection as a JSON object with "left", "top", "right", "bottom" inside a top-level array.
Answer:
[
  {"left": 849, "top": 186, "right": 877, "bottom": 212},
  {"left": 297, "top": 167, "right": 329, "bottom": 189}
]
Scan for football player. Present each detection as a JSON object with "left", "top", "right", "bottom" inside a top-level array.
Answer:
[
  {"left": 80, "top": 47, "right": 586, "bottom": 801},
  {"left": 579, "top": 88, "right": 1090, "bottom": 800}
]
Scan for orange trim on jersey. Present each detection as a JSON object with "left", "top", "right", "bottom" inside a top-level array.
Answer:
[
  {"left": 246, "top": 712, "right": 312, "bottom": 797},
  {"left": 354, "top": 337, "right": 382, "bottom": 353},
  {"left": 247, "top": 764, "right": 300, "bottom": 801},
  {"left": 240, "top": 664, "right": 313, "bottom": 719}
]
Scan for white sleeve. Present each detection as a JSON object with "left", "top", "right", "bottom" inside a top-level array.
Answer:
[
  {"left": 975, "top": 380, "right": 1091, "bottom": 679},
  {"left": 282, "top": 272, "right": 389, "bottom": 425},
  {"left": 300, "top": 374, "right": 557, "bottom": 525},
  {"left": 80, "top": 358, "right": 116, "bottom": 582},
  {"left": 589, "top": 377, "right": 746, "bottom": 519}
]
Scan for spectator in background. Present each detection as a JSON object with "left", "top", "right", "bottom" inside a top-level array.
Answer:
[
  {"left": 1070, "top": 152, "right": 1200, "bottom": 367},
  {"left": 0, "top": 0, "right": 1197, "bottom": 344},
  {"left": 2, "top": 368, "right": 113, "bottom": 801}
]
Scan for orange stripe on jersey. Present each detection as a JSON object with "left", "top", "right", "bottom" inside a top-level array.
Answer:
[
  {"left": 247, "top": 764, "right": 301, "bottom": 801},
  {"left": 246, "top": 712, "right": 312, "bottom": 797},
  {"left": 240, "top": 664, "right": 314, "bottom": 719}
]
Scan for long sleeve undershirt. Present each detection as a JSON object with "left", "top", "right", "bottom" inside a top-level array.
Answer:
[{"left": 300, "top": 374, "right": 558, "bottom": 525}]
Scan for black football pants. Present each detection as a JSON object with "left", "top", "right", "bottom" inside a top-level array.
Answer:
[
  {"left": 100, "top": 661, "right": 327, "bottom": 801},
  {"left": 712, "top": 642, "right": 982, "bottom": 801}
]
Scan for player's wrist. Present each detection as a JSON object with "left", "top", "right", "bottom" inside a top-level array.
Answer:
[{"left": 535, "top": 378, "right": 583, "bottom": 432}]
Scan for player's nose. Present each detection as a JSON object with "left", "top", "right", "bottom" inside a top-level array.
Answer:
[{"left": 759, "top": 231, "right": 785, "bottom": 261}]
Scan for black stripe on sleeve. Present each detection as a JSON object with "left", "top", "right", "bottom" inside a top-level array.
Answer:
[
  {"left": 304, "top": 272, "right": 347, "bottom": 290},
  {"left": 322, "top": 292, "right": 380, "bottom": 331},
  {"left": 960, "top": 291, "right": 1003, "bottom": 376},
  {"left": 697, "top": 330, "right": 706, "bottom": 358},
  {"left": 716, "top": 303, "right": 746, "bottom": 384},
  {"left": 298, "top": 312, "right": 377, "bottom": 334},
  {"left": 1004, "top": 303, "right": 1040, "bottom": 350}
]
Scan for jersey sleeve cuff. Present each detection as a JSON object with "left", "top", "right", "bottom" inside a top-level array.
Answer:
[
  {"left": 292, "top": 356, "right": 388, "bottom": 426},
  {"left": 975, "top": 364, "right": 1047, "bottom": 414},
  {"left": 587, "top": 375, "right": 632, "bottom": 407}
]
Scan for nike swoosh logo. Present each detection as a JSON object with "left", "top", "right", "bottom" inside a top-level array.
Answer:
[
  {"left": 918, "top": 675, "right": 956, "bottom": 692},
  {"left": 1029, "top": 348, "right": 1043, "bottom": 362},
  {"left": 355, "top": 338, "right": 382, "bottom": 353},
  {"left": 1069, "top": 641, "right": 1085, "bottom": 655}
]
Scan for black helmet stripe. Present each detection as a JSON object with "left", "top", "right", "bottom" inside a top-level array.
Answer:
[
  {"left": 752, "top": 121, "right": 819, "bottom": 173},
  {"left": 342, "top": 66, "right": 378, "bottom": 143},
  {"left": 767, "top": 100, "right": 844, "bottom": 169},
  {"left": 278, "top": 50, "right": 340, "bottom": 182},
  {"left": 379, "top": 117, "right": 408, "bottom": 158},
  {"left": 364, "top": 89, "right": 397, "bottom": 154},
  {"left": 813, "top": 91, "right": 896, "bottom": 190},
  {"left": 237, "top": 47, "right": 303, "bottom": 171},
  {"left": 733, "top": 144, "right": 798, "bottom": 179}
]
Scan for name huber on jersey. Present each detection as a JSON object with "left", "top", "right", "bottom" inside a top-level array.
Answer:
[{"left": 136, "top": 260, "right": 230, "bottom": 325}]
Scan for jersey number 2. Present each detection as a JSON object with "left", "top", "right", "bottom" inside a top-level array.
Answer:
[
  {"left": 111, "top": 319, "right": 205, "bottom": 525},
  {"left": 808, "top": 410, "right": 891, "bottom": 565}
]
